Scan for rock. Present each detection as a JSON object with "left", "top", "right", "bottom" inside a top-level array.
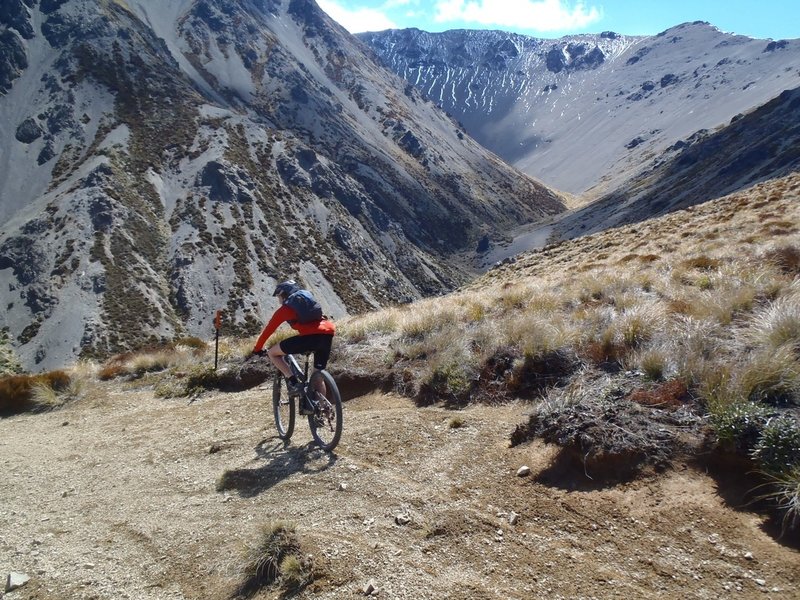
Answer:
[
  {"left": 754, "top": 579, "right": 766, "bottom": 586},
  {"left": 338, "top": 482, "right": 348, "bottom": 491},
  {"left": 394, "top": 513, "right": 411, "bottom": 526},
  {"left": 5, "top": 572, "right": 30, "bottom": 592},
  {"left": 516, "top": 466, "right": 531, "bottom": 477},
  {"left": 362, "top": 579, "right": 378, "bottom": 595},
  {"left": 15, "top": 118, "right": 43, "bottom": 144},
  {"left": 744, "top": 551, "right": 754, "bottom": 560},
  {"left": 508, "top": 511, "right": 520, "bottom": 525}
]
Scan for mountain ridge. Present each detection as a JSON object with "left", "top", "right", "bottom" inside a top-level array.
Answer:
[
  {"left": 359, "top": 22, "right": 800, "bottom": 197},
  {"left": 0, "top": 0, "right": 563, "bottom": 371}
]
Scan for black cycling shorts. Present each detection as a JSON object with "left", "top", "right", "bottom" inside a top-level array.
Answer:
[{"left": 279, "top": 334, "right": 334, "bottom": 370}]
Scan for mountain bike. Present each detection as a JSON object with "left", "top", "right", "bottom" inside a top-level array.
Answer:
[{"left": 273, "top": 352, "right": 343, "bottom": 452}]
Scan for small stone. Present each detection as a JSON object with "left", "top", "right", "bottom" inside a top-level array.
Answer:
[
  {"left": 395, "top": 514, "right": 411, "bottom": 526},
  {"left": 363, "top": 579, "right": 378, "bottom": 595},
  {"left": 516, "top": 466, "right": 531, "bottom": 477},
  {"left": 508, "top": 512, "right": 520, "bottom": 525},
  {"left": 754, "top": 579, "right": 766, "bottom": 586},
  {"left": 6, "top": 572, "right": 31, "bottom": 592},
  {"left": 744, "top": 552, "right": 754, "bottom": 560},
  {"left": 338, "top": 482, "right": 349, "bottom": 491}
]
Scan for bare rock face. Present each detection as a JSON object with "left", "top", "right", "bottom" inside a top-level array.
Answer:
[{"left": 0, "top": 0, "right": 563, "bottom": 370}]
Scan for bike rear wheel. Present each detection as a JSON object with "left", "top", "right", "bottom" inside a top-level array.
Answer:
[
  {"left": 307, "top": 370, "right": 343, "bottom": 452},
  {"left": 272, "top": 373, "right": 295, "bottom": 440}
]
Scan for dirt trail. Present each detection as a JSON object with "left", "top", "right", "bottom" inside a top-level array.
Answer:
[{"left": 1, "top": 382, "right": 798, "bottom": 599}]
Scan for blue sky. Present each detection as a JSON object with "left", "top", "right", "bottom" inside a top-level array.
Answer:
[{"left": 316, "top": 0, "right": 800, "bottom": 40}]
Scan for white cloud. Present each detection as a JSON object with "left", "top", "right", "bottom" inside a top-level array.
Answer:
[
  {"left": 317, "top": 0, "right": 399, "bottom": 33},
  {"left": 433, "top": 0, "right": 602, "bottom": 32}
]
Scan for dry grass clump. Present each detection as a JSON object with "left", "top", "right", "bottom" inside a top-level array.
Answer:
[
  {"left": 98, "top": 339, "right": 210, "bottom": 380},
  {"left": 744, "top": 290, "right": 800, "bottom": 352},
  {"left": 235, "top": 521, "right": 312, "bottom": 597},
  {"left": 0, "top": 370, "right": 72, "bottom": 416}
]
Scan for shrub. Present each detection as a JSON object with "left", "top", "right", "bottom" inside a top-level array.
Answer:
[
  {"left": 0, "top": 371, "right": 72, "bottom": 416},
  {"left": 155, "top": 364, "right": 222, "bottom": 399},
  {"left": 751, "top": 417, "right": 800, "bottom": 476},
  {"left": 746, "top": 295, "right": 800, "bottom": 352},
  {"left": 173, "top": 336, "right": 207, "bottom": 350},
  {"left": 449, "top": 416, "right": 465, "bottom": 429},
  {"left": 710, "top": 400, "right": 769, "bottom": 453},
  {"left": 739, "top": 345, "right": 800, "bottom": 405},
  {"left": 339, "top": 309, "right": 399, "bottom": 342},
  {"left": 635, "top": 346, "right": 670, "bottom": 381},
  {"left": 237, "top": 521, "right": 311, "bottom": 596},
  {"left": 419, "top": 360, "right": 474, "bottom": 404},
  {"left": 754, "top": 468, "right": 800, "bottom": 533},
  {"left": 763, "top": 245, "right": 800, "bottom": 276},
  {"left": 682, "top": 255, "right": 722, "bottom": 271}
]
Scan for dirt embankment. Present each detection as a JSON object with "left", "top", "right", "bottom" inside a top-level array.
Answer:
[{"left": 1, "top": 382, "right": 798, "bottom": 599}]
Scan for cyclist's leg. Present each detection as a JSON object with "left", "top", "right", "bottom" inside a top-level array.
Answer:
[
  {"left": 267, "top": 343, "right": 292, "bottom": 378},
  {"left": 311, "top": 335, "right": 334, "bottom": 398}
]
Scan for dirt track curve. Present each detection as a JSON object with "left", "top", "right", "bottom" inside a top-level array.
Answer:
[{"left": 1, "top": 382, "right": 798, "bottom": 599}]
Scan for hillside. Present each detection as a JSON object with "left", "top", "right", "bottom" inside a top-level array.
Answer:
[
  {"left": 360, "top": 23, "right": 800, "bottom": 198},
  {"left": 0, "top": 0, "right": 563, "bottom": 372},
  {"left": 546, "top": 86, "right": 800, "bottom": 243},
  {"left": 2, "top": 172, "right": 799, "bottom": 598}
]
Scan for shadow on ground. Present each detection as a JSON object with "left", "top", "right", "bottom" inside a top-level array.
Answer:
[{"left": 216, "top": 436, "right": 338, "bottom": 498}]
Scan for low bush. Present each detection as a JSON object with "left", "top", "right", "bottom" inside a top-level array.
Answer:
[
  {"left": 0, "top": 370, "right": 72, "bottom": 416},
  {"left": 763, "top": 245, "right": 800, "bottom": 275},
  {"left": 236, "top": 521, "right": 311, "bottom": 597},
  {"left": 754, "top": 468, "right": 800, "bottom": 533},
  {"left": 751, "top": 416, "right": 800, "bottom": 476},
  {"left": 739, "top": 346, "right": 800, "bottom": 406},
  {"left": 710, "top": 400, "right": 770, "bottom": 453}
]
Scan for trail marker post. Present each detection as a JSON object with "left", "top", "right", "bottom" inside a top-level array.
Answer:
[{"left": 214, "top": 310, "right": 222, "bottom": 370}]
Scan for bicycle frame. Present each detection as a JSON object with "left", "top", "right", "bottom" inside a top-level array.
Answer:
[{"left": 286, "top": 353, "right": 310, "bottom": 385}]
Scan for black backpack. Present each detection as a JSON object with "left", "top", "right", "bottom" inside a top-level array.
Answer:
[{"left": 284, "top": 289, "right": 323, "bottom": 323}]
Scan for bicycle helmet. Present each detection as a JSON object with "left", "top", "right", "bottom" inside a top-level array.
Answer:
[{"left": 273, "top": 279, "right": 300, "bottom": 297}]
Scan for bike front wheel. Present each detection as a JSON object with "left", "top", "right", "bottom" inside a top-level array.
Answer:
[
  {"left": 307, "top": 370, "right": 343, "bottom": 452},
  {"left": 272, "top": 373, "right": 295, "bottom": 440}
]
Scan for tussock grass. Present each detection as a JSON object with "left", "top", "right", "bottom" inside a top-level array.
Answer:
[
  {"left": 745, "top": 291, "right": 800, "bottom": 351},
  {"left": 236, "top": 521, "right": 311, "bottom": 597},
  {"left": 754, "top": 468, "right": 800, "bottom": 533},
  {"left": 0, "top": 371, "right": 72, "bottom": 416}
]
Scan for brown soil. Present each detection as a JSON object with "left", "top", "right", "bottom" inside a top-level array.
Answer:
[{"left": 1, "top": 382, "right": 798, "bottom": 599}]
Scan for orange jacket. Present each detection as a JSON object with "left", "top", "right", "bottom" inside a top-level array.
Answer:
[{"left": 253, "top": 304, "right": 335, "bottom": 352}]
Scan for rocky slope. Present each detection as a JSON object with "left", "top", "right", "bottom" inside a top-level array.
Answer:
[
  {"left": 550, "top": 85, "right": 800, "bottom": 241},
  {"left": 0, "top": 0, "right": 563, "bottom": 371},
  {"left": 360, "top": 24, "right": 800, "bottom": 197}
]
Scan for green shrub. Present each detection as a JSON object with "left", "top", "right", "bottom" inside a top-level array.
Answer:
[
  {"left": 752, "top": 417, "right": 800, "bottom": 475},
  {"left": 710, "top": 401, "right": 770, "bottom": 453},
  {"left": 422, "top": 361, "right": 473, "bottom": 402}
]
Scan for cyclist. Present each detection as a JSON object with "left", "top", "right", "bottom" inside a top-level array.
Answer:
[{"left": 252, "top": 280, "right": 335, "bottom": 413}]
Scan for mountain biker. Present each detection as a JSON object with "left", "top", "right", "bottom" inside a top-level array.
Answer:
[{"left": 252, "top": 280, "right": 335, "bottom": 412}]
